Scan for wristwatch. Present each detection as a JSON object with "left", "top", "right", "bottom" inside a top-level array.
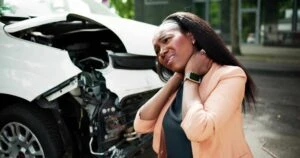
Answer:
[{"left": 184, "top": 72, "right": 202, "bottom": 83}]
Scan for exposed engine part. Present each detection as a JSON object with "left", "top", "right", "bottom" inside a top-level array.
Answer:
[
  {"left": 89, "top": 137, "right": 125, "bottom": 157},
  {"left": 69, "top": 63, "right": 131, "bottom": 156},
  {"left": 123, "top": 127, "right": 140, "bottom": 142},
  {"left": 45, "top": 78, "right": 78, "bottom": 101},
  {"left": 67, "top": 63, "right": 158, "bottom": 157}
]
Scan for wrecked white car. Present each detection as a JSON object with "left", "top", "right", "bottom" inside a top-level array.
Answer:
[{"left": 0, "top": 0, "right": 163, "bottom": 157}]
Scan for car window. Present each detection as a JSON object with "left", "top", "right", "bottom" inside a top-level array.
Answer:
[{"left": 1, "top": 0, "right": 118, "bottom": 17}]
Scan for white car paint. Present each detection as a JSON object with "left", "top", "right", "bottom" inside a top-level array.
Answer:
[
  {"left": 3, "top": 15, "right": 67, "bottom": 33},
  {"left": 101, "top": 56, "right": 164, "bottom": 100},
  {"left": 85, "top": 13, "right": 158, "bottom": 56},
  {"left": 0, "top": 29, "right": 82, "bottom": 101},
  {"left": 3, "top": 0, "right": 118, "bottom": 17},
  {"left": 104, "top": 69, "right": 164, "bottom": 100}
]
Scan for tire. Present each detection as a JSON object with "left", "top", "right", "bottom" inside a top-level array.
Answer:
[{"left": 0, "top": 103, "right": 64, "bottom": 158}]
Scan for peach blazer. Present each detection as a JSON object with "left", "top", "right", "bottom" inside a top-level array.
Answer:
[{"left": 134, "top": 63, "right": 253, "bottom": 158}]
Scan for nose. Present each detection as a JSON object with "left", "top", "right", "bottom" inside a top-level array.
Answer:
[{"left": 159, "top": 47, "right": 168, "bottom": 57}]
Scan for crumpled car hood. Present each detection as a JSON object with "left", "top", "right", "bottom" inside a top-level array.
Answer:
[
  {"left": 75, "top": 13, "right": 158, "bottom": 56},
  {"left": 4, "top": 13, "right": 158, "bottom": 56}
]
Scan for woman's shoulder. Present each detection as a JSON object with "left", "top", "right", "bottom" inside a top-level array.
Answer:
[{"left": 212, "top": 63, "right": 247, "bottom": 78}]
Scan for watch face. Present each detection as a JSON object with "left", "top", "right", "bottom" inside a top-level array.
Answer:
[{"left": 189, "top": 72, "right": 200, "bottom": 81}]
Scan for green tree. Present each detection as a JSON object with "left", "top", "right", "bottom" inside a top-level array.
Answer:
[
  {"left": 230, "top": 0, "right": 241, "bottom": 55},
  {"left": 210, "top": 1, "right": 221, "bottom": 29},
  {"left": 109, "top": 0, "right": 134, "bottom": 19},
  {"left": 0, "top": 0, "right": 11, "bottom": 16}
]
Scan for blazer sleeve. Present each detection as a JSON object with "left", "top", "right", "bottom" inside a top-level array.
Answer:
[
  {"left": 133, "top": 107, "right": 157, "bottom": 133},
  {"left": 181, "top": 66, "right": 247, "bottom": 142}
]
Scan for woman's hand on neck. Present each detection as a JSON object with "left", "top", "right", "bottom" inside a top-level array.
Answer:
[{"left": 184, "top": 49, "right": 212, "bottom": 76}]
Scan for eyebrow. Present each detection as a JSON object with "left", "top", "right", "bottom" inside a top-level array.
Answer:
[
  {"left": 153, "top": 31, "right": 164, "bottom": 46},
  {"left": 156, "top": 30, "right": 175, "bottom": 43},
  {"left": 157, "top": 32, "right": 167, "bottom": 42}
]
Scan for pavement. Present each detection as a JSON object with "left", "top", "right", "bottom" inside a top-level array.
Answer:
[
  {"left": 232, "top": 44, "right": 300, "bottom": 158},
  {"left": 232, "top": 45, "right": 300, "bottom": 74}
]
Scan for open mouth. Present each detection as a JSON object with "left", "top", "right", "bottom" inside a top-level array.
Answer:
[{"left": 164, "top": 54, "right": 175, "bottom": 66}]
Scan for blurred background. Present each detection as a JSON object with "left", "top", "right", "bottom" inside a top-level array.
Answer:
[
  {"left": 114, "top": 0, "right": 300, "bottom": 48},
  {"left": 1, "top": 0, "right": 299, "bottom": 157}
]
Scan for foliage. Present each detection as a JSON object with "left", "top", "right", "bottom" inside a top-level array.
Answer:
[
  {"left": 0, "top": 4, "right": 11, "bottom": 16},
  {"left": 210, "top": 1, "right": 221, "bottom": 29},
  {"left": 109, "top": 0, "right": 134, "bottom": 19},
  {"left": 278, "top": 0, "right": 293, "bottom": 19}
]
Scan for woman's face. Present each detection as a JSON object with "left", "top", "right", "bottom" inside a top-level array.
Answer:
[{"left": 153, "top": 22, "right": 194, "bottom": 73}]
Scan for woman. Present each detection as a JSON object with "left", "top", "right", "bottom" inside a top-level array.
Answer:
[{"left": 134, "top": 12, "right": 255, "bottom": 158}]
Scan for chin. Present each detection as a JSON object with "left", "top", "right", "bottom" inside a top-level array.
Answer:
[
  {"left": 165, "top": 62, "right": 184, "bottom": 73},
  {"left": 170, "top": 67, "right": 184, "bottom": 73}
]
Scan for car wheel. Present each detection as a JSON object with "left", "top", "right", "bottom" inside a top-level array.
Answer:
[{"left": 0, "top": 103, "right": 64, "bottom": 158}]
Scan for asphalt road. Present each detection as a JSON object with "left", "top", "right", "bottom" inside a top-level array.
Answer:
[
  {"left": 244, "top": 70, "right": 300, "bottom": 158},
  {"left": 140, "top": 70, "right": 300, "bottom": 158}
]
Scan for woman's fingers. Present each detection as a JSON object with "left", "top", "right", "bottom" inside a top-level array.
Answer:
[{"left": 185, "top": 49, "right": 211, "bottom": 75}]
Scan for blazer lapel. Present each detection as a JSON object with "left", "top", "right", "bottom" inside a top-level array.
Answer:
[{"left": 199, "top": 63, "right": 221, "bottom": 103}]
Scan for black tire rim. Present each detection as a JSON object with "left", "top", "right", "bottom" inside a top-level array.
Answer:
[{"left": 0, "top": 122, "right": 45, "bottom": 158}]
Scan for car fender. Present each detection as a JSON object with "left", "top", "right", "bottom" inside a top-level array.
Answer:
[{"left": 0, "top": 29, "right": 81, "bottom": 101}]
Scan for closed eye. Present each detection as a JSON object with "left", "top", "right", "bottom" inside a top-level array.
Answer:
[
  {"left": 153, "top": 34, "right": 173, "bottom": 54},
  {"left": 161, "top": 36, "right": 171, "bottom": 44}
]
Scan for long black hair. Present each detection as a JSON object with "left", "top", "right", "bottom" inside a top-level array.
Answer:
[{"left": 156, "top": 12, "right": 256, "bottom": 110}]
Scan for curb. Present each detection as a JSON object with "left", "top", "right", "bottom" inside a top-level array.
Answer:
[{"left": 237, "top": 58, "right": 300, "bottom": 77}]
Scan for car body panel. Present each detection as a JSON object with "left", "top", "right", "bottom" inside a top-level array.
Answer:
[
  {"left": 101, "top": 60, "right": 164, "bottom": 100},
  {"left": 2, "top": 0, "right": 119, "bottom": 17},
  {"left": 80, "top": 13, "right": 157, "bottom": 56},
  {"left": 3, "top": 15, "right": 67, "bottom": 32},
  {"left": 0, "top": 30, "right": 82, "bottom": 101}
]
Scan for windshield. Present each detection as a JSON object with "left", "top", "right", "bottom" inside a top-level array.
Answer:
[{"left": 1, "top": 0, "right": 118, "bottom": 17}]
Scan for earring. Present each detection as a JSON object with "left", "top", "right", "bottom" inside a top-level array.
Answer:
[{"left": 192, "top": 40, "right": 195, "bottom": 45}]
